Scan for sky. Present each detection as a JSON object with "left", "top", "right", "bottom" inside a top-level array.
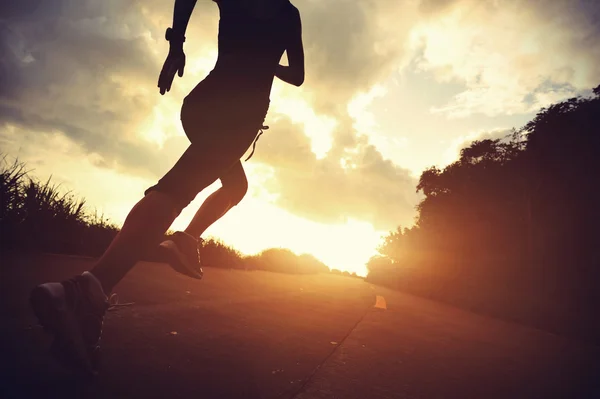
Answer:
[{"left": 1, "top": 0, "right": 599, "bottom": 275}]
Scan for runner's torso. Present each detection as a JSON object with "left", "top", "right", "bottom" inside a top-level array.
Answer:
[{"left": 204, "top": 0, "right": 295, "bottom": 103}]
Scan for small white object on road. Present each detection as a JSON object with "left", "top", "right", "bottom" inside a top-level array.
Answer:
[{"left": 374, "top": 295, "right": 387, "bottom": 309}]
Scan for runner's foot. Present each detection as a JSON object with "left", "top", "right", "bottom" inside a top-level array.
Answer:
[
  {"left": 30, "top": 272, "right": 109, "bottom": 376},
  {"left": 158, "top": 231, "right": 203, "bottom": 279}
]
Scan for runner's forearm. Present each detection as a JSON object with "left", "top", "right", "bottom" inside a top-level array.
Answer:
[
  {"left": 172, "top": 0, "right": 197, "bottom": 38},
  {"left": 275, "top": 65, "right": 304, "bottom": 86}
]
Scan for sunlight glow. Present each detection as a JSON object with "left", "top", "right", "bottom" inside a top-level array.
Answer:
[
  {"left": 171, "top": 195, "right": 381, "bottom": 277},
  {"left": 270, "top": 89, "right": 337, "bottom": 159},
  {"left": 348, "top": 85, "right": 387, "bottom": 134},
  {"left": 186, "top": 49, "right": 218, "bottom": 79},
  {"left": 138, "top": 106, "right": 171, "bottom": 147}
]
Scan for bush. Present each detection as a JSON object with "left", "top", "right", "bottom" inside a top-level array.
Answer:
[
  {"left": 242, "top": 248, "right": 330, "bottom": 275},
  {"left": 200, "top": 238, "right": 245, "bottom": 269}
]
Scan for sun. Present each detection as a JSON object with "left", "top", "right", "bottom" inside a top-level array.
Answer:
[{"left": 171, "top": 192, "right": 381, "bottom": 277}]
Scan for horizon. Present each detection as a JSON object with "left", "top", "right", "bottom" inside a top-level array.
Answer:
[{"left": 2, "top": 0, "right": 599, "bottom": 275}]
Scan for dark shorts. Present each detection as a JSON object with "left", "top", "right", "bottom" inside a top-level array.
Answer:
[{"left": 145, "top": 78, "right": 270, "bottom": 210}]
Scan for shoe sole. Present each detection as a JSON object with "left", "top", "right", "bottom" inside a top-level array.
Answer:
[
  {"left": 160, "top": 240, "right": 203, "bottom": 280},
  {"left": 30, "top": 284, "right": 95, "bottom": 376}
]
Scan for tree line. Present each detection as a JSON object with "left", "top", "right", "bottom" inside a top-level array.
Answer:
[{"left": 368, "top": 86, "right": 600, "bottom": 343}]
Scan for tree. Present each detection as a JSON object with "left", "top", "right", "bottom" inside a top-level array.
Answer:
[{"left": 368, "top": 85, "right": 600, "bottom": 342}]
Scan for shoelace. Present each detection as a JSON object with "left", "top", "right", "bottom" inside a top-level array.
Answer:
[
  {"left": 28, "top": 293, "right": 134, "bottom": 330},
  {"left": 107, "top": 293, "right": 135, "bottom": 312},
  {"left": 245, "top": 125, "right": 269, "bottom": 162}
]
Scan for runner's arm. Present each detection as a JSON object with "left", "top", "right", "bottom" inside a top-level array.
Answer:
[
  {"left": 275, "top": 7, "right": 305, "bottom": 87},
  {"left": 158, "top": 0, "right": 197, "bottom": 95},
  {"left": 170, "top": 0, "right": 198, "bottom": 44}
]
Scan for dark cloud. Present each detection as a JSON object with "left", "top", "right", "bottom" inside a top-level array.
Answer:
[
  {"left": 0, "top": 0, "right": 171, "bottom": 178},
  {"left": 295, "top": 0, "right": 414, "bottom": 115}
]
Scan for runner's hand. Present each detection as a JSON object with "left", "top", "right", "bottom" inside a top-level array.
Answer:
[{"left": 158, "top": 45, "right": 186, "bottom": 95}]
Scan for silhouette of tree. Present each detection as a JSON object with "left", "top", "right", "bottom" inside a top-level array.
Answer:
[{"left": 371, "top": 85, "right": 600, "bottom": 342}]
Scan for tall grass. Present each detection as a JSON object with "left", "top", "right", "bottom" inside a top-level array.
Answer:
[{"left": 0, "top": 156, "right": 118, "bottom": 256}]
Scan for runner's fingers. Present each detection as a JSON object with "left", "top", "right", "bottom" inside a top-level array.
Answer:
[
  {"left": 158, "top": 57, "right": 184, "bottom": 94},
  {"left": 178, "top": 56, "right": 185, "bottom": 77},
  {"left": 158, "top": 61, "right": 171, "bottom": 95},
  {"left": 159, "top": 63, "right": 175, "bottom": 94},
  {"left": 166, "top": 63, "right": 178, "bottom": 92}
]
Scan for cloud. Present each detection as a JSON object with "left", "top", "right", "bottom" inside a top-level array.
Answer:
[
  {"left": 418, "top": 0, "right": 462, "bottom": 15},
  {"left": 1, "top": 0, "right": 415, "bottom": 172},
  {"left": 252, "top": 114, "right": 420, "bottom": 231},
  {"left": 409, "top": 0, "right": 600, "bottom": 117},
  {"left": 295, "top": 0, "right": 419, "bottom": 115},
  {"left": 0, "top": 0, "right": 174, "bottom": 177}
]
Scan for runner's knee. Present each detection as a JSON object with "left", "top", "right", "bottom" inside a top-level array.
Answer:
[{"left": 145, "top": 143, "right": 233, "bottom": 213}]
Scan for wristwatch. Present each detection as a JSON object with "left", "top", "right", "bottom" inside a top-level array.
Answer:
[{"left": 165, "top": 27, "right": 186, "bottom": 43}]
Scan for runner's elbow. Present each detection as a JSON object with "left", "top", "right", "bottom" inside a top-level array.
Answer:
[{"left": 293, "top": 71, "right": 304, "bottom": 87}]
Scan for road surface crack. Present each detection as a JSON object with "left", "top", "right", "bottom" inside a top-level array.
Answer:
[{"left": 285, "top": 300, "right": 374, "bottom": 399}]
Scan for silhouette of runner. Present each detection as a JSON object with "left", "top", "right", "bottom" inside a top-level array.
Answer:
[{"left": 29, "top": 0, "right": 304, "bottom": 375}]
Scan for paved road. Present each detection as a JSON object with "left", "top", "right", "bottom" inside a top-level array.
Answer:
[{"left": 1, "top": 253, "right": 599, "bottom": 398}]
